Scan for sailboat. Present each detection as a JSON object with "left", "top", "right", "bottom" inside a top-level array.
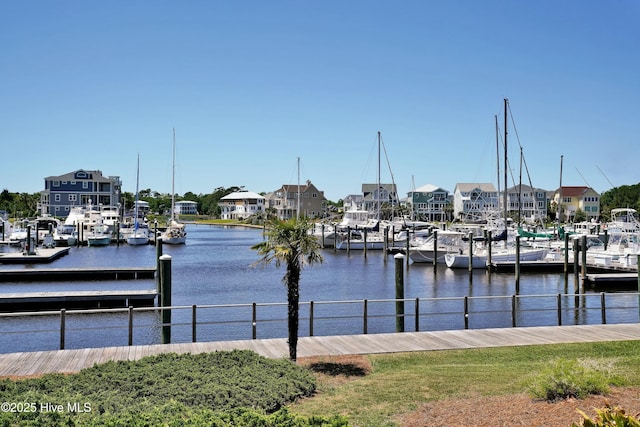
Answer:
[
  {"left": 159, "top": 129, "right": 187, "bottom": 245},
  {"left": 127, "top": 154, "right": 150, "bottom": 245}
]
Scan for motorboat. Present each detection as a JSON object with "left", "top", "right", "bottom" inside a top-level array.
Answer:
[{"left": 408, "top": 230, "right": 466, "bottom": 264}]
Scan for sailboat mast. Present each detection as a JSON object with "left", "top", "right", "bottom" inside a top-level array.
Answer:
[
  {"left": 503, "top": 98, "right": 508, "bottom": 234},
  {"left": 297, "top": 156, "right": 300, "bottom": 220},
  {"left": 134, "top": 153, "right": 140, "bottom": 229},
  {"left": 377, "top": 131, "right": 381, "bottom": 222},
  {"left": 171, "top": 128, "right": 176, "bottom": 223}
]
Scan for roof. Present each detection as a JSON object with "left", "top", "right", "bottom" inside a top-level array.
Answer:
[
  {"left": 454, "top": 183, "right": 497, "bottom": 193},
  {"left": 412, "top": 184, "right": 449, "bottom": 193},
  {"left": 221, "top": 191, "right": 265, "bottom": 200},
  {"left": 557, "top": 186, "right": 592, "bottom": 197},
  {"left": 45, "top": 169, "right": 113, "bottom": 182}
]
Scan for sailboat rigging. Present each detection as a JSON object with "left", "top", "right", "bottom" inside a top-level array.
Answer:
[
  {"left": 159, "top": 129, "right": 187, "bottom": 245},
  {"left": 127, "top": 154, "right": 149, "bottom": 245}
]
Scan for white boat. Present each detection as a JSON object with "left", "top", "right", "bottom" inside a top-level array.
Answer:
[
  {"left": 606, "top": 208, "right": 640, "bottom": 233},
  {"left": 335, "top": 229, "right": 386, "bottom": 250},
  {"left": 53, "top": 224, "right": 78, "bottom": 247},
  {"left": 159, "top": 129, "right": 187, "bottom": 245},
  {"left": 86, "top": 224, "right": 111, "bottom": 246},
  {"left": 445, "top": 246, "right": 548, "bottom": 269},
  {"left": 408, "top": 230, "right": 466, "bottom": 263},
  {"left": 127, "top": 154, "right": 149, "bottom": 246}
]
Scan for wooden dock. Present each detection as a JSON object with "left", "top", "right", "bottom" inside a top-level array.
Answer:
[
  {"left": 0, "top": 289, "right": 158, "bottom": 311},
  {"left": 1, "top": 323, "right": 639, "bottom": 377},
  {"left": 0, "top": 247, "right": 70, "bottom": 264},
  {"left": 0, "top": 267, "right": 156, "bottom": 282}
]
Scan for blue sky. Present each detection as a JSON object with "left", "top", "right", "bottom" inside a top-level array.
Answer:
[{"left": 2, "top": 1, "right": 639, "bottom": 202}]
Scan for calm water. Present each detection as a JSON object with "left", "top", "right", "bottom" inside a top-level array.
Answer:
[{"left": 1, "top": 224, "right": 638, "bottom": 353}]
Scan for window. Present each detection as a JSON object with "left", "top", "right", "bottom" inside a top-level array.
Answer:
[
  {"left": 53, "top": 181, "right": 60, "bottom": 187},
  {"left": 54, "top": 194, "right": 61, "bottom": 202},
  {"left": 83, "top": 182, "right": 89, "bottom": 189},
  {"left": 69, "top": 194, "right": 77, "bottom": 202}
]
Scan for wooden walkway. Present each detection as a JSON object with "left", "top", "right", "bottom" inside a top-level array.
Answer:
[{"left": 1, "top": 323, "right": 639, "bottom": 378}]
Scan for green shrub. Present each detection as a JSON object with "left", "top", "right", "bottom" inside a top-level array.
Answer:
[
  {"left": 573, "top": 404, "right": 640, "bottom": 427},
  {"left": 0, "top": 350, "right": 348, "bottom": 426},
  {"left": 527, "top": 357, "right": 622, "bottom": 401}
]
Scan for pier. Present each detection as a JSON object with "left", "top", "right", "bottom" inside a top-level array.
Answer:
[
  {"left": 0, "top": 267, "right": 156, "bottom": 282},
  {"left": 0, "top": 247, "right": 70, "bottom": 264},
  {"left": 0, "top": 290, "right": 158, "bottom": 311},
  {"left": 0, "top": 323, "right": 639, "bottom": 378}
]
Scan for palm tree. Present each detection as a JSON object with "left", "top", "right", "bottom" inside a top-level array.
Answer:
[{"left": 252, "top": 217, "right": 323, "bottom": 361}]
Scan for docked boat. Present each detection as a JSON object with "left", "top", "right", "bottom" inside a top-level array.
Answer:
[
  {"left": 86, "top": 224, "right": 111, "bottom": 246},
  {"left": 53, "top": 224, "right": 78, "bottom": 247},
  {"left": 444, "top": 246, "right": 548, "bottom": 269},
  {"left": 408, "top": 230, "right": 466, "bottom": 263},
  {"left": 158, "top": 129, "right": 187, "bottom": 245},
  {"left": 127, "top": 154, "right": 149, "bottom": 246},
  {"left": 335, "top": 229, "right": 386, "bottom": 250}
]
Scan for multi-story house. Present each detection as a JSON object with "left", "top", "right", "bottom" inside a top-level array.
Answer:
[
  {"left": 174, "top": 201, "right": 198, "bottom": 215},
  {"left": 361, "top": 183, "right": 398, "bottom": 213},
  {"left": 264, "top": 180, "right": 327, "bottom": 220},
  {"left": 452, "top": 183, "right": 499, "bottom": 222},
  {"left": 504, "top": 185, "right": 548, "bottom": 223},
  {"left": 407, "top": 184, "right": 451, "bottom": 222},
  {"left": 40, "top": 169, "right": 122, "bottom": 218},
  {"left": 218, "top": 191, "right": 265, "bottom": 220},
  {"left": 552, "top": 186, "right": 600, "bottom": 222}
]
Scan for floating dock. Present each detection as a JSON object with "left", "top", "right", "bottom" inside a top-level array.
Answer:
[
  {"left": 0, "top": 289, "right": 158, "bottom": 311},
  {"left": 0, "top": 247, "right": 70, "bottom": 264},
  {"left": 0, "top": 267, "right": 156, "bottom": 282}
]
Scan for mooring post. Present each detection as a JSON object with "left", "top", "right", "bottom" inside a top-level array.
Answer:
[
  {"left": 394, "top": 253, "right": 405, "bottom": 332},
  {"left": 160, "top": 254, "right": 172, "bottom": 344},
  {"left": 432, "top": 230, "right": 438, "bottom": 271},
  {"left": 363, "top": 228, "right": 368, "bottom": 258},
  {"left": 116, "top": 222, "right": 120, "bottom": 247},
  {"left": 515, "top": 235, "right": 521, "bottom": 293},
  {"left": 563, "top": 231, "right": 570, "bottom": 276},
  {"left": 156, "top": 237, "right": 163, "bottom": 302},
  {"left": 468, "top": 232, "right": 474, "bottom": 273},
  {"left": 581, "top": 234, "right": 587, "bottom": 288}
]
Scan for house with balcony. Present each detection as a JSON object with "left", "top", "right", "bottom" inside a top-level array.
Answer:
[
  {"left": 218, "top": 191, "right": 265, "bottom": 220},
  {"left": 407, "top": 184, "right": 451, "bottom": 222},
  {"left": 504, "top": 185, "right": 548, "bottom": 223},
  {"left": 174, "top": 200, "right": 198, "bottom": 215},
  {"left": 39, "top": 169, "right": 122, "bottom": 218},
  {"left": 361, "top": 183, "right": 399, "bottom": 214},
  {"left": 264, "top": 180, "right": 327, "bottom": 220},
  {"left": 452, "top": 183, "right": 499, "bottom": 222},
  {"left": 552, "top": 186, "right": 600, "bottom": 222}
]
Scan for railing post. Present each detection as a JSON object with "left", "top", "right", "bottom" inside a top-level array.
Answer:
[
  {"left": 363, "top": 299, "right": 368, "bottom": 334},
  {"left": 463, "top": 296, "right": 469, "bottom": 329},
  {"left": 414, "top": 298, "right": 420, "bottom": 332},
  {"left": 557, "top": 293, "right": 562, "bottom": 326},
  {"left": 252, "top": 302, "right": 257, "bottom": 339},
  {"left": 600, "top": 293, "right": 607, "bottom": 325},
  {"left": 160, "top": 254, "right": 172, "bottom": 344},
  {"left": 128, "top": 306, "right": 134, "bottom": 346},
  {"left": 309, "top": 301, "right": 314, "bottom": 337},
  {"left": 511, "top": 294, "right": 517, "bottom": 327},
  {"left": 192, "top": 305, "right": 197, "bottom": 342},
  {"left": 60, "top": 309, "right": 66, "bottom": 350},
  {"left": 395, "top": 253, "right": 405, "bottom": 332}
]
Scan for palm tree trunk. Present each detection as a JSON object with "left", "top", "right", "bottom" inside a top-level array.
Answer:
[{"left": 287, "top": 262, "right": 300, "bottom": 361}]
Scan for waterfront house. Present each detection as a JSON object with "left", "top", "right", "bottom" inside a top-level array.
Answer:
[
  {"left": 504, "top": 184, "right": 549, "bottom": 223},
  {"left": 361, "top": 183, "right": 399, "bottom": 213},
  {"left": 218, "top": 191, "right": 265, "bottom": 220},
  {"left": 452, "top": 183, "right": 499, "bottom": 222},
  {"left": 40, "top": 169, "right": 122, "bottom": 218},
  {"left": 264, "top": 180, "right": 327, "bottom": 220},
  {"left": 407, "top": 184, "right": 452, "bottom": 222},
  {"left": 174, "top": 200, "right": 198, "bottom": 215},
  {"left": 342, "top": 194, "right": 365, "bottom": 211},
  {"left": 552, "top": 186, "right": 600, "bottom": 222}
]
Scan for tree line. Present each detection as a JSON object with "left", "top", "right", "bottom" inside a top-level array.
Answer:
[{"left": 1, "top": 184, "right": 638, "bottom": 221}]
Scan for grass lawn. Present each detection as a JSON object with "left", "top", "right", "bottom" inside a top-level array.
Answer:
[{"left": 293, "top": 341, "right": 640, "bottom": 427}]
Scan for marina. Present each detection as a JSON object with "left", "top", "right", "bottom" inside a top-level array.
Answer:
[
  {"left": 0, "top": 224, "right": 638, "bottom": 355},
  {"left": 0, "top": 289, "right": 157, "bottom": 311}
]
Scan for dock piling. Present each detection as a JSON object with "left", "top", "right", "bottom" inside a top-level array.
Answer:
[{"left": 395, "top": 253, "right": 405, "bottom": 332}]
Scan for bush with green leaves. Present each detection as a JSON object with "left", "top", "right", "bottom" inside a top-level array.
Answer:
[
  {"left": 527, "top": 357, "right": 624, "bottom": 401},
  {"left": 573, "top": 404, "right": 640, "bottom": 427},
  {"left": 0, "top": 350, "right": 349, "bottom": 426}
]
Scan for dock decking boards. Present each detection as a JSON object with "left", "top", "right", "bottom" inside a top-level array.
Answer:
[{"left": 1, "top": 323, "right": 639, "bottom": 378}]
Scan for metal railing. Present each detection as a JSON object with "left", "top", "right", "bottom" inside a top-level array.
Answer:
[{"left": 1, "top": 292, "right": 639, "bottom": 353}]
